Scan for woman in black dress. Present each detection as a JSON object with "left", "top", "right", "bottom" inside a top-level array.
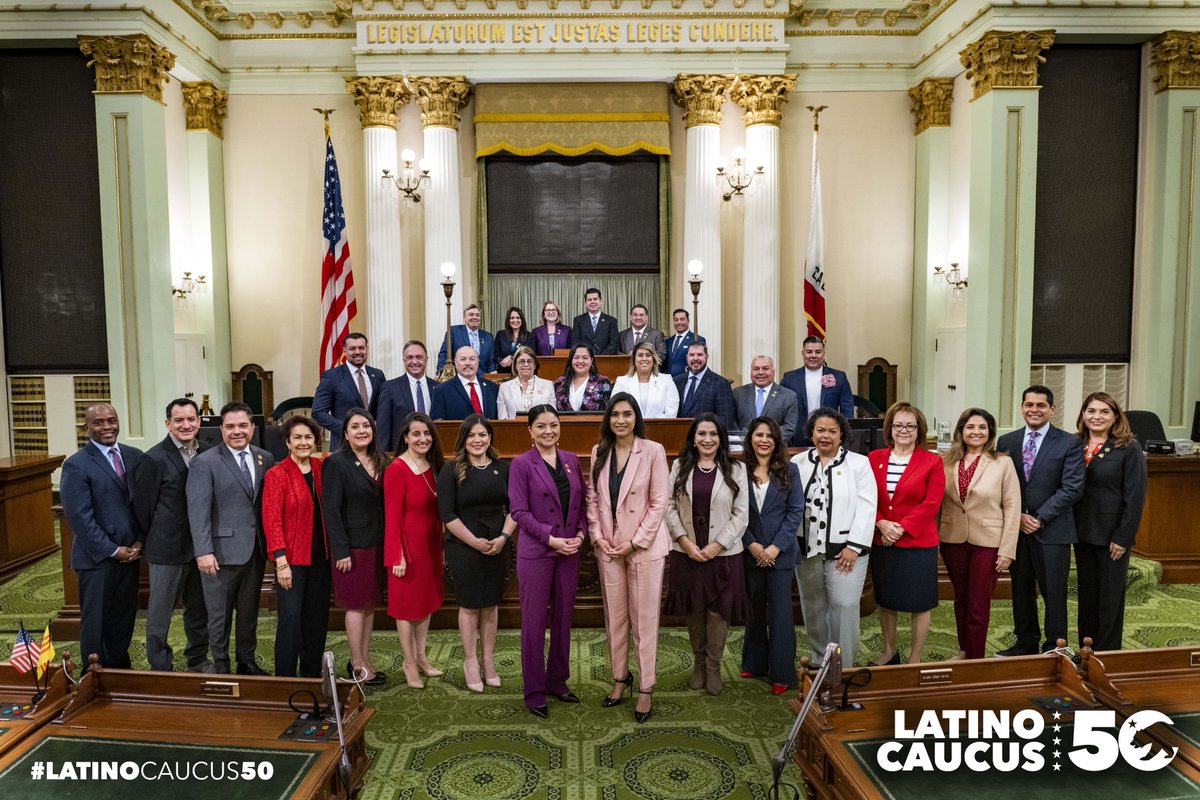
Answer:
[
  {"left": 494, "top": 306, "right": 532, "bottom": 374},
  {"left": 437, "top": 415, "right": 517, "bottom": 692}
]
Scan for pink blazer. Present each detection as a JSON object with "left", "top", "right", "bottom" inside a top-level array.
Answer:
[{"left": 585, "top": 438, "right": 670, "bottom": 562}]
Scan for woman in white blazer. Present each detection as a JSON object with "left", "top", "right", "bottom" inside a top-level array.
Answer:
[
  {"left": 612, "top": 342, "right": 680, "bottom": 419},
  {"left": 791, "top": 407, "right": 876, "bottom": 668},
  {"left": 497, "top": 346, "right": 555, "bottom": 420}
]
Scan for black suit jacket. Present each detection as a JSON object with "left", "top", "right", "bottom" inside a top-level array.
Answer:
[
  {"left": 430, "top": 377, "right": 500, "bottom": 420},
  {"left": 321, "top": 449, "right": 385, "bottom": 561},
  {"left": 674, "top": 369, "right": 737, "bottom": 432},
  {"left": 997, "top": 424, "right": 1085, "bottom": 545},
  {"left": 60, "top": 441, "right": 144, "bottom": 571},
  {"left": 376, "top": 375, "right": 437, "bottom": 452},
  {"left": 571, "top": 312, "right": 620, "bottom": 355},
  {"left": 131, "top": 435, "right": 210, "bottom": 564},
  {"left": 1074, "top": 439, "right": 1146, "bottom": 549},
  {"left": 312, "top": 363, "right": 387, "bottom": 450}
]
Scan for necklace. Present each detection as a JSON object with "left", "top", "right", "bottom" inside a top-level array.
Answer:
[
  {"left": 697, "top": 463, "right": 716, "bottom": 474},
  {"left": 471, "top": 460, "right": 492, "bottom": 470}
]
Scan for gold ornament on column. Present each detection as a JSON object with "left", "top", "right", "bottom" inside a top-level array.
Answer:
[
  {"left": 1150, "top": 31, "right": 1200, "bottom": 93},
  {"left": 343, "top": 75, "right": 410, "bottom": 129},
  {"left": 77, "top": 34, "right": 175, "bottom": 103},
  {"left": 410, "top": 77, "right": 472, "bottom": 129},
  {"left": 180, "top": 82, "right": 229, "bottom": 138},
  {"left": 729, "top": 73, "right": 797, "bottom": 127},
  {"left": 671, "top": 74, "right": 735, "bottom": 127},
  {"left": 959, "top": 30, "right": 1055, "bottom": 100},
  {"left": 908, "top": 77, "right": 954, "bottom": 135}
]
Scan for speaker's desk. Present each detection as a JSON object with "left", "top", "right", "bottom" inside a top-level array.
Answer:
[{"left": 0, "top": 663, "right": 72, "bottom": 757}]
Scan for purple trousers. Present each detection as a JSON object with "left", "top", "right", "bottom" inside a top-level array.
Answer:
[
  {"left": 940, "top": 541, "right": 1000, "bottom": 659},
  {"left": 518, "top": 553, "right": 580, "bottom": 707}
]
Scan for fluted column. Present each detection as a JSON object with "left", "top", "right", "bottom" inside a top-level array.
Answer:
[
  {"left": 959, "top": 30, "right": 1054, "bottom": 427},
  {"left": 346, "top": 76, "right": 410, "bottom": 378},
  {"left": 79, "top": 34, "right": 177, "bottom": 444},
  {"left": 731, "top": 74, "right": 796, "bottom": 383},
  {"left": 412, "top": 76, "right": 472, "bottom": 359},
  {"left": 180, "top": 81, "right": 233, "bottom": 405},
  {"left": 673, "top": 75, "right": 733, "bottom": 374}
]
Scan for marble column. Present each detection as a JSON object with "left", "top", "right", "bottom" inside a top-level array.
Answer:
[
  {"left": 411, "top": 76, "right": 472, "bottom": 373},
  {"left": 1132, "top": 31, "right": 1200, "bottom": 435},
  {"left": 345, "top": 76, "right": 410, "bottom": 378},
  {"left": 908, "top": 77, "right": 955, "bottom": 423},
  {"left": 672, "top": 75, "right": 734, "bottom": 374},
  {"left": 180, "top": 81, "right": 232, "bottom": 406},
  {"left": 78, "top": 34, "right": 177, "bottom": 444},
  {"left": 731, "top": 74, "right": 796, "bottom": 383},
  {"left": 959, "top": 30, "right": 1054, "bottom": 427}
]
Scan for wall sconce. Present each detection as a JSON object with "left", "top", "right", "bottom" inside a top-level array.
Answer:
[
  {"left": 687, "top": 259, "right": 704, "bottom": 335},
  {"left": 715, "top": 146, "right": 764, "bottom": 202},
  {"left": 172, "top": 271, "right": 207, "bottom": 302},
  {"left": 933, "top": 262, "right": 968, "bottom": 299},
  {"left": 381, "top": 149, "right": 430, "bottom": 203}
]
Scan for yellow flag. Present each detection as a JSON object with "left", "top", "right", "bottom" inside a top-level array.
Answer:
[{"left": 35, "top": 625, "right": 55, "bottom": 680}]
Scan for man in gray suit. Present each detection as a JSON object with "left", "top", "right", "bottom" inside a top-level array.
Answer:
[
  {"left": 617, "top": 304, "right": 668, "bottom": 365},
  {"left": 187, "top": 401, "right": 276, "bottom": 675},
  {"left": 734, "top": 355, "right": 800, "bottom": 443}
]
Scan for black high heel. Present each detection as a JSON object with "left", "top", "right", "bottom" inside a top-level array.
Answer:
[
  {"left": 634, "top": 690, "right": 653, "bottom": 724},
  {"left": 601, "top": 674, "right": 634, "bottom": 708}
]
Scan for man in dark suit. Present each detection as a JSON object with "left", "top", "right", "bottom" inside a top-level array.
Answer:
[
  {"left": 435, "top": 304, "right": 497, "bottom": 374},
  {"left": 188, "top": 402, "right": 277, "bottom": 675},
  {"left": 131, "top": 397, "right": 211, "bottom": 672},
  {"left": 734, "top": 355, "right": 800, "bottom": 442},
  {"left": 996, "top": 385, "right": 1085, "bottom": 655},
  {"left": 570, "top": 287, "right": 619, "bottom": 355},
  {"left": 313, "top": 331, "right": 386, "bottom": 451},
  {"left": 674, "top": 342, "right": 737, "bottom": 431},
  {"left": 60, "top": 403, "right": 143, "bottom": 669},
  {"left": 376, "top": 339, "right": 437, "bottom": 451},
  {"left": 665, "top": 308, "right": 705, "bottom": 377},
  {"left": 431, "top": 346, "right": 499, "bottom": 420},
  {"left": 617, "top": 304, "right": 668, "bottom": 365},
  {"left": 780, "top": 335, "right": 855, "bottom": 446}
]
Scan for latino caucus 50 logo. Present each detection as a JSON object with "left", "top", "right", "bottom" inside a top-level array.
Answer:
[{"left": 876, "top": 709, "right": 1179, "bottom": 773}]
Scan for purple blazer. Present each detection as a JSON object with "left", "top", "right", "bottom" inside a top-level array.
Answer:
[
  {"left": 531, "top": 324, "right": 572, "bottom": 357},
  {"left": 553, "top": 374, "right": 612, "bottom": 412},
  {"left": 509, "top": 447, "right": 586, "bottom": 561}
]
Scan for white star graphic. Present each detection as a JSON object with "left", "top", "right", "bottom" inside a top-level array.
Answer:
[
  {"left": 1053, "top": 737, "right": 1061, "bottom": 745},
  {"left": 1053, "top": 763, "right": 1061, "bottom": 772},
  {"left": 1052, "top": 711, "right": 1062, "bottom": 720},
  {"left": 1053, "top": 751, "right": 1061, "bottom": 758},
  {"left": 1053, "top": 724, "right": 1062, "bottom": 732}
]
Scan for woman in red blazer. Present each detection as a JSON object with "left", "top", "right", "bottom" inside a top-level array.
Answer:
[
  {"left": 262, "top": 415, "right": 329, "bottom": 678},
  {"left": 867, "top": 403, "right": 945, "bottom": 665}
]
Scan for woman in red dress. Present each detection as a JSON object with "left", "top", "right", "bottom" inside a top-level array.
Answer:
[{"left": 384, "top": 412, "right": 446, "bottom": 688}]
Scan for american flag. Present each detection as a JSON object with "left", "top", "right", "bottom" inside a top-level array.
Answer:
[
  {"left": 9, "top": 622, "right": 40, "bottom": 675},
  {"left": 319, "top": 129, "right": 357, "bottom": 374}
]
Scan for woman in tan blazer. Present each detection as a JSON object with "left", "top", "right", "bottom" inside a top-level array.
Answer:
[
  {"left": 586, "top": 393, "right": 670, "bottom": 723},
  {"left": 938, "top": 407, "right": 1021, "bottom": 660}
]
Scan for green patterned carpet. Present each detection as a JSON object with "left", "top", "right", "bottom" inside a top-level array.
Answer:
[{"left": 2, "top": 551, "right": 1199, "bottom": 800}]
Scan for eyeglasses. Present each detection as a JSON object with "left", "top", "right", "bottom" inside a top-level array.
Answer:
[{"left": 892, "top": 424, "right": 919, "bottom": 432}]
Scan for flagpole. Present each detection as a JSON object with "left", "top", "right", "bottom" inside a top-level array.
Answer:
[{"left": 314, "top": 107, "right": 334, "bottom": 140}]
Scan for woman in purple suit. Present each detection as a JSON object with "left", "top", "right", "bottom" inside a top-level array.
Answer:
[
  {"left": 531, "top": 301, "right": 571, "bottom": 357},
  {"left": 508, "top": 404, "right": 587, "bottom": 718}
]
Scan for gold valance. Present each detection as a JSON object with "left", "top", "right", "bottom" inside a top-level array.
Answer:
[{"left": 474, "top": 82, "right": 671, "bottom": 158}]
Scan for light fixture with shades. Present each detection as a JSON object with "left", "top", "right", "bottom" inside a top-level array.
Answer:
[
  {"left": 932, "top": 261, "right": 968, "bottom": 299},
  {"left": 381, "top": 149, "right": 430, "bottom": 203},
  {"left": 687, "top": 259, "right": 704, "bottom": 335},
  {"left": 438, "top": 261, "right": 458, "bottom": 382},
  {"left": 172, "top": 271, "right": 208, "bottom": 302},
  {"left": 715, "top": 146, "right": 764, "bottom": 202}
]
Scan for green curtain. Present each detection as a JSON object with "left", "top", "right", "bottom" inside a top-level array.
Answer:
[
  {"left": 476, "top": 159, "right": 489, "bottom": 310},
  {"left": 486, "top": 274, "right": 660, "bottom": 334},
  {"left": 658, "top": 156, "right": 672, "bottom": 327}
]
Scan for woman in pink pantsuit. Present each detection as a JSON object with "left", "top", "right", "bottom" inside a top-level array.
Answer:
[{"left": 586, "top": 393, "right": 670, "bottom": 724}]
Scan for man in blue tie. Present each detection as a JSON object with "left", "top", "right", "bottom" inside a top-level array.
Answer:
[
  {"left": 674, "top": 342, "right": 736, "bottom": 431},
  {"left": 376, "top": 340, "right": 437, "bottom": 451},
  {"left": 665, "top": 308, "right": 705, "bottom": 377},
  {"left": 436, "top": 305, "right": 497, "bottom": 374},
  {"left": 733, "top": 355, "right": 800, "bottom": 442},
  {"left": 995, "top": 385, "right": 1084, "bottom": 656}
]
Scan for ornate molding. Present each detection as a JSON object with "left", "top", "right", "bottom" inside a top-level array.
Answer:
[
  {"left": 77, "top": 35, "right": 175, "bottom": 103},
  {"left": 410, "top": 76, "right": 472, "bottom": 129},
  {"left": 1150, "top": 31, "right": 1200, "bottom": 93},
  {"left": 908, "top": 76, "right": 952, "bottom": 135},
  {"left": 344, "top": 75, "right": 411, "bottom": 128},
  {"left": 729, "top": 73, "right": 797, "bottom": 127},
  {"left": 671, "top": 74, "right": 735, "bottom": 127},
  {"left": 180, "top": 81, "right": 229, "bottom": 138},
  {"left": 959, "top": 29, "right": 1054, "bottom": 99}
]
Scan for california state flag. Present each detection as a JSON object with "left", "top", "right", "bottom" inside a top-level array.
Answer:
[{"left": 803, "top": 128, "right": 827, "bottom": 338}]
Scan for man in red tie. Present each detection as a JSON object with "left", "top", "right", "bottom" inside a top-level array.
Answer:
[{"left": 430, "top": 346, "right": 499, "bottom": 420}]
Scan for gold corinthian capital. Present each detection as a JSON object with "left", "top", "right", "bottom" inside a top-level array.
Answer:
[
  {"left": 908, "top": 77, "right": 954, "bottom": 135},
  {"left": 181, "top": 81, "right": 229, "bottom": 138},
  {"left": 959, "top": 30, "right": 1055, "bottom": 100},
  {"left": 344, "top": 76, "right": 410, "bottom": 129},
  {"left": 1150, "top": 31, "right": 1200, "bottom": 93},
  {"left": 409, "top": 77, "right": 472, "bottom": 130},
  {"left": 77, "top": 34, "right": 176, "bottom": 103},
  {"left": 729, "top": 74, "right": 798, "bottom": 127},
  {"left": 672, "top": 74, "right": 735, "bottom": 128}
]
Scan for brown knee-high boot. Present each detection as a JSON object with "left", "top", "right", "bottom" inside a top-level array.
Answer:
[
  {"left": 686, "top": 613, "right": 707, "bottom": 690},
  {"left": 705, "top": 611, "right": 730, "bottom": 696}
]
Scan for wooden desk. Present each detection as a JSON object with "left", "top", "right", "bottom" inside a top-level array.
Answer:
[
  {"left": 0, "top": 663, "right": 72, "bottom": 757},
  {"left": 493, "top": 354, "right": 631, "bottom": 384},
  {"left": 1134, "top": 454, "right": 1200, "bottom": 583},
  {"left": 0, "top": 667, "right": 373, "bottom": 799},
  {"left": 0, "top": 455, "right": 64, "bottom": 584}
]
